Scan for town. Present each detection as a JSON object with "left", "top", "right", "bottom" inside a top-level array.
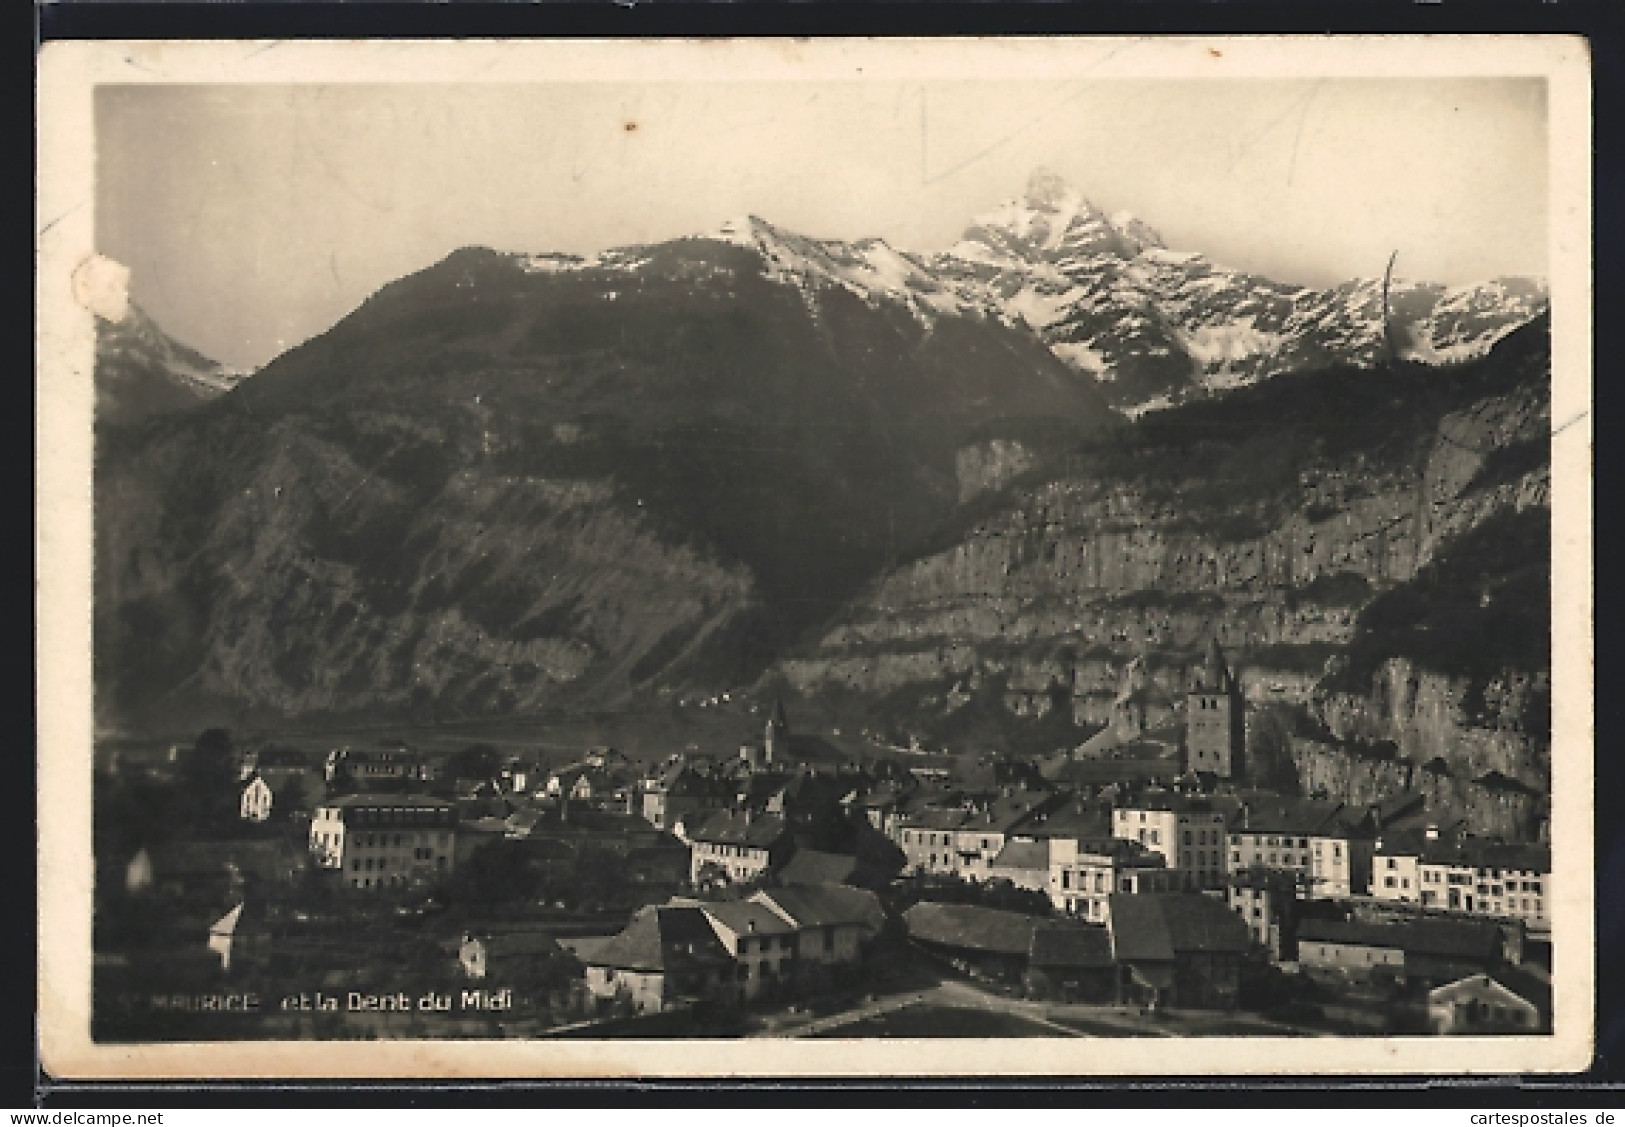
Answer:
[{"left": 92, "top": 639, "right": 1551, "bottom": 1041}]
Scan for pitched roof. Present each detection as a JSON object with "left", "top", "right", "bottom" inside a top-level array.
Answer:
[
  {"left": 582, "top": 905, "right": 732, "bottom": 972},
  {"left": 472, "top": 930, "right": 562, "bottom": 961},
  {"left": 1108, "top": 893, "right": 1251, "bottom": 960},
  {"left": 753, "top": 884, "right": 884, "bottom": 932},
  {"left": 991, "top": 839, "right": 1050, "bottom": 872},
  {"left": 778, "top": 849, "right": 859, "bottom": 886},
  {"left": 1297, "top": 919, "right": 1406, "bottom": 949},
  {"left": 902, "top": 902, "right": 1039, "bottom": 957},
  {"left": 1298, "top": 917, "right": 1503, "bottom": 960},
  {"left": 1420, "top": 837, "right": 1551, "bottom": 872},
  {"left": 701, "top": 900, "right": 798, "bottom": 938},
  {"left": 1234, "top": 797, "right": 1345, "bottom": 836},
  {"left": 688, "top": 810, "right": 790, "bottom": 849},
  {"left": 320, "top": 793, "right": 454, "bottom": 810},
  {"left": 1029, "top": 921, "right": 1114, "bottom": 969},
  {"left": 1428, "top": 972, "right": 1545, "bottom": 1015}
]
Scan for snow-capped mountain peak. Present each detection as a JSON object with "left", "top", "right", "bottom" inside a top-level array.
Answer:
[{"left": 521, "top": 170, "right": 1547, "bottom": 416}]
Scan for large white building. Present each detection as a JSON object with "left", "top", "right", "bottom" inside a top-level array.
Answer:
[
  {"left": 1112, "top": 794, "right": 1229, "bottom": 890},
  {"left": 1049, "top": 836, "right": 1179, "bottom": 924},
  {"left": 1374, "top": 833, "right": 1550, "bottom": 931},
  {"left": 309, "top": 794, "right": 458, "bottom": 891}
]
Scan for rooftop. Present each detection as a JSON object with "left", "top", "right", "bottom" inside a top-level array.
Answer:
[
  {"left": 687, "top": 810, "right": 790, "bottom": 849},
  {"left": 753, "top": 884, "right": 885, "bottom": 932},
  {"left": 1108, "top": 893, "right": 1251, "bottom": 961},
  {"left": 1029, "top": 921, "right": 1114, "bottom": 969},
  {"left": 902, "top": 902, "right": 1039, "bottom": 957}
]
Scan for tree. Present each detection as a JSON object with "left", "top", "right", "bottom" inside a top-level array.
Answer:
[{"left": 177, "top": 728, "right": 242, "bottom": 833}]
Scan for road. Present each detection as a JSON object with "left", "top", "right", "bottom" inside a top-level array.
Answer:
[{"left": 760, "top": 978, "right": 1322, "bottom": 1039}]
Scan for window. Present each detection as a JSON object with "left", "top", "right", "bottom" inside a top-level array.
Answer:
[
  {"left": 1183, "top": 832, "right": 1192, "bottom": 846},
  {"left": 1386, "top": 858, "right": 1397, "bottom": 870}
]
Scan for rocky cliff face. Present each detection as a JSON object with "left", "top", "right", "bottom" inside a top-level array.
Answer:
[
  {"left": 774, "top": 318, "right": 1552, "bottom": 826},
  {"left": 1287, "top": 730, "right": 1545, "bottom": 841}
]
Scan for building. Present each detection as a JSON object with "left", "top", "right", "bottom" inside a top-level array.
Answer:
[
  {"left": 641, "top": 765, "right": 729, "bottom": 832},
  {"left": 1226, "top": 797, "right": 1368, "bottom": 899},
  {"left": 308, "top": 794, "right": 457, "bottom": 890},
  {"left": 1376, "top": 834, "right": 1551, "bottom": 931},
  {"left": 1025, "top": 921, "right": 1117, "bottom": 1003},
  {"left": 1050, "top": 837, "right": 1179, "bottom": 924},
  {"left": 1112, "top": 793, "right": 1229, "bottom": 890},
  {"left": 895, "top": 808, "right": 975, "bottom": 877},
  {"left": 902, "top": 902, "right": 1040, "bottom": 984},
  {"left": 895, "top": 786, "right": 1065, "bottom": 881},
  {"left": 1428, "top": 970, "right": 1550, "bottom": 1034},
  {"left": 323, "top": 744, "right": 427, "bottom": 785},
  {"left": 1226, "top": 867, "right": 1309, "bottom": 961},
  {"left": 1186, "top": 637, "right": 1245, "bottom": 778},
  {"left": 459, "top": 929, "right": 563, "bottom": 980},
  {"left": 1106, "top": 892, "right": 1251, "bottom": 1010},
  {"left": 580, "top": 904, "right": 736, "bottom": 1014},
  {"left": 684, "top": 810, "right": 792, "bottom": 885},
  {"left": 1297, "top": 917, "right": 1505, "bottom": 987},
  {"left": 239, "top": 771, "right": 323, "bottom": 823},
  {"left": 750, "top": 884, "right": 885, "bottom": 972},
  {"left": 698, "top": 900, "right": 800, "bottom": 1002},
  {"left": 989, "top": 839, "right": 1052, "bottom": 894}
]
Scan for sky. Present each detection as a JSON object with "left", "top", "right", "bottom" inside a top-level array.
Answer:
[{"left": 96, "top": 79, "right": 1549, "bottom": 371}]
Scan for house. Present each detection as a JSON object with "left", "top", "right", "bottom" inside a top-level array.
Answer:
[
  {"left": 989, "top": 839, "right": 1051, "bottom": 894},
  {"left": 1296, "top": 916, "right": 1504, "bottom": 987},
  {"left": 1407, "top": 836, "right": 1550, "bottom": 930},
  {"left": 750, "top": 883, "right": 885, "bottom": 970},
  {"left": 698, "top": 900, "right": 799, "bottom": 1002},
  {"left": 239, "top": 771, "right": 324, "bottom": 823},
  {"left": 1226, "top": 797, "right": 1365, "bottom": 898},
  {"left": 1295, "top": 919, "right": 1407, "bottom": 984},
  {"left": 1428, "top": 969, "right": 1550, "bottom": 1034},
  {"left": 902, "top": 902, "right": 1040, "bottom": 983},
  {"left": 308, "top": 794, "right": 457, "bottom": 890},
  {"left": 1226, "top": 866, "right": 1308, "bottom": 961},
  {"left": 894, "top": 785, "right": 1065, "bottom": 881},
  {"left": 459, "top": 929, "right": 563, "bottom": 980},
  {"left": 1106, "top": 892, "right": 1251, "bottom": 1010},
  {"left": 324, "top": 744, "right": 426, "bottom": 785},
  {"left": 1050, "top": 837, "right": 1179, "bottom": 924},
  {"left": 580, "top": 904, "right": 736, "bottom": 1014},
  {"left": 641, "top": 765, "right": 730, "bottom": 832},
  {"left": 1112, "top": 793, "right": 1230, "bottom": 890},
  {"left": 894, "top": 807, "right": 974, "bottom": 877},
  {"left": 1025, "top": 920, "right": 1116, "bottom": 1003},
  {"left": 685, "top": 810, "right": 793, "bottom": 886}
]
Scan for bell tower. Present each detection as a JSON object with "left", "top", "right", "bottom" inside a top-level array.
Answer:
[{"left": 1186, "top": 637, "right": 1244, "bottom": 778}]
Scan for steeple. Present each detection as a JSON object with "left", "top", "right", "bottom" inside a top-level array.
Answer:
[
  {"left": 764, "top": 697, "right": 789, "bottom": 764},
  {"left": 1201, "top": 636, "right": 1232, "bottom": 694}
]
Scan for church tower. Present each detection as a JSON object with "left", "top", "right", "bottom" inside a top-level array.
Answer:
[
  {"left": 764, "top": 698, "right": 789, "bottom": 765},
  {"left": 1185, "top": 637, "right": 1245, "bottom": 778}
]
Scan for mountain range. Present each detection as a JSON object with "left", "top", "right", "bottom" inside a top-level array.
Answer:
[
  {"left": 94, "top": 303, "right": 249, "bottom": 428},
  {"left": 93, "top": 169, "right": 1551, "bottom": 795}
]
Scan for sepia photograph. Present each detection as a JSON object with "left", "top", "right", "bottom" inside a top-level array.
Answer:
[{"left": 36, "top": 35, "right": 1593, "bottom": 1078}]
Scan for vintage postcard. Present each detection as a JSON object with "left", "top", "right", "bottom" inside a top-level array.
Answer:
[{"left": 37, "top": 36, "right": 1593, "bottom": 1078}]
